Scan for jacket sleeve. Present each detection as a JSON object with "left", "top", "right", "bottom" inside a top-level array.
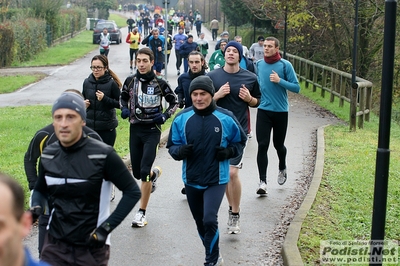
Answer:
[
  {"left": 120, "top": 76, "right": 133, "bottom": 109},
  {"left": 125, "top": 33, "right": 131, "bottom": 43},
  {"left": 24, "top": 130, "right": 49, "bottom": 190},
  {"left": 208, "top": 52, "right": 217, "bottom": 70},
  {"left": 174, "top": 77, "right": 184, "bottom": 102},
  {"left": 161, "top": 81, "right": 178, "bottom": 119},
  {"left": 141, "top": 34, "right": 151, "bottom": 45},
  {"left": 102, "top": 81, "right": 121, "bottom": 109},
  {"left": 166, "top": 116, "right": 186, "bottom": 161},
  {"left": 278, "top": 62, "right": 301, "bottom": 93},
  {"left": 31, "top": 161, "right": 49, "bottom": 208},
  {"left": 178, "top": 43, "right": 186, "bottom": 56},
  {"left": 102, "top": 151, "right": 141, "bottom": 231}
]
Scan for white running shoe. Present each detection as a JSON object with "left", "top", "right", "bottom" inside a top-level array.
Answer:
[
  {"left": 278, "top": 169, "right": 287, "bottom": 185},
  {"left": 216, "top": 254, "right": 224, "bottom": 265},
  {"left": 256, "top": 181, "right": 268, "bottom": 195},
  {"left": 227, "top": 214, "right": 241, "bottom": 234},
  {"left": 131, "top": 211, "right": 147, "bottom": 227}
]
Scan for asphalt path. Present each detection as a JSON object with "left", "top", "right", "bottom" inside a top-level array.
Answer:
[{"left": 2, "top": 16, "right": 340, "bottom": 265}]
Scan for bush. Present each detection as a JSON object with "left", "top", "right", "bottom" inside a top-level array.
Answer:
[
  {"left": 0, "top": 18, "right": 47, "bottom": 65},
  {"left": 0, "top": 6, "right": 87, "bottom": 66},
  {"left": 55, "top": 7, "right": 87, "bottom": 40},
  {"left": 0, "top": 8, "right": 28, "bottom": 22},
  {"left": 10, "top": 18, "right": 47, "bottom": 63},
  {"left": 0, "top": 25, "right": 14, "bottom": 67}
]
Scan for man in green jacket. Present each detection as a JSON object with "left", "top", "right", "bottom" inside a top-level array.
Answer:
[{"left": 208, "top": 39, "right": 228, "bottom": 70}]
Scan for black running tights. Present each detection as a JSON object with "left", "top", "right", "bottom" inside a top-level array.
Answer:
[{"left": 256, "top": 109, "right": 288, "bottom": 182}]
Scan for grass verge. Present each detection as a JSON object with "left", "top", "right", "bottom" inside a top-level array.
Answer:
[
  {"left": 1, "top": 74, "right": 46, "bottom": 94},
  {"left": 298, "top": 85, "right": 400, "bottom": 265}
]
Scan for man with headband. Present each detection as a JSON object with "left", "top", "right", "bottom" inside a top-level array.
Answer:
[{"left": 31, "top": 92, "right": 141, "bottom": 266}]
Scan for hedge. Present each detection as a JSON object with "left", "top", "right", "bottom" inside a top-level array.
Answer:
[{"left": 0, "top": 7, "right": 87, "bottom": 67}]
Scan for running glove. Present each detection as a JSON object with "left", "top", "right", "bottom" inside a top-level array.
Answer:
[
  {"left": 178, "top": 99, "right": 185, "bottom": 109},
  {"left": 153, "top": 114, "right": 167, "bottom": 124},
  {"left": 88, "top": 222, "right": 112, "bottom": 248},
  {"left": 121, "top": 108, "right": 130, "bottom": 119},
  {"left": 179, "top": 144, "right": 193, "bottom": 159},
  {"left": 215, "top": 146, "right": 235, "bottom": 161}
]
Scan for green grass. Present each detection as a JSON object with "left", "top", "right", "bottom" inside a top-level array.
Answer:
[
  {"left": 12, "top": 31, "right": 96, "bottom": 67},
  {"left": 1, "top": 75, "right": 46, "bottom": 94},
  {"left": 109, "top": 13, "right": 128, "bottom": 28},
  {"left": 298, "top": 85, "right": 400, "bottom": 265}
]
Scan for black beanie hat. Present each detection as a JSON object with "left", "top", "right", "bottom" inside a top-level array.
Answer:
[
  {"left": 224, "top": 41, "right": 243, "bottom": 62},
  {"left": 52, "top": 92, "right": 86, "bottom": 121},
  {"left": 189, "top": 76, "right": 215, "bottom": 96}
]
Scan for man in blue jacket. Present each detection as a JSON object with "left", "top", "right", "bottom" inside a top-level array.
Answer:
[
  {"left": 167, "top": 76, "right": 247, "bottom": 266},
  {"left": 173, "top": 28, "right": 187, "bottom": 75},
  {"left": 179, "top": 34, "right": 198, "bottom": 73},
  {"left": 142, "top": 28, "right": 165, "bottom": 78}
]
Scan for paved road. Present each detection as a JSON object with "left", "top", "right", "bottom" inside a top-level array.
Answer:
[{"left": 1, "top": 16, "right": 340, "bottom": 265}]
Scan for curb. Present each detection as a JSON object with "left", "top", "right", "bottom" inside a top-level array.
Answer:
[
  {"left": 122, "top": 128, "right": 169, "bottom": 167},
  {"left": 281, "top": 125, "right": 327, "bottom": 265}
]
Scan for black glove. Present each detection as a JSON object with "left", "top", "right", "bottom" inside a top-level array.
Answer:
[
  {"left": 178, "top": 99, "right": 185, "bottom": 109},
  {"left": 87, "top": 222, "right": 112, "bottom": 248},
  {"left": 121, "top": 108, "right": 130, "bottom": 119},
  {"left": 29, "top": 206, "right": 42, "bottom": 224},
  {"left": 179, "top": 144, "right": 193, "bottom": 158},
  {"left": 153, "top": 114, "right": 167, "bottom": 124},
  {"left": 215, "top": 146, "right": 235, "bottom": 161}
]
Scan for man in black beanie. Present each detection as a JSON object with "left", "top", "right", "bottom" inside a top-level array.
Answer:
[
  {"left": 31, "top": 92, "right": 141, "bottom": 266},
  {"left": 207, "top": 39, "right": 261, "bottom": 235},
  {"left": 167, "top": 75, "right": 247, "bottom": 266}
]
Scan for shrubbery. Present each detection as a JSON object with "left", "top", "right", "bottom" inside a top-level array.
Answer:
[
  {"left": 54, "top": 7, "right": 87, "bottom": 40},
  {"left": 0, "top": 25, "right": 14, "bottom": 67},
  {"left": 0, "top": 7, "right": 87, "bottom": 67}
]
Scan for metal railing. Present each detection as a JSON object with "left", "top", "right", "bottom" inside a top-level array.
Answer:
[{"left": 285, "top": 52, "right": 373, "bottom": 131}]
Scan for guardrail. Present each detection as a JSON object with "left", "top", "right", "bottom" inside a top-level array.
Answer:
[{"left": 285, "top": 52, "right": 373, "bottom": 131}]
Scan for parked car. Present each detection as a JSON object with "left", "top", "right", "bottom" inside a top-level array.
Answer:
[{"left": 92, "top": 21, "right": 122, "bottom": 44}]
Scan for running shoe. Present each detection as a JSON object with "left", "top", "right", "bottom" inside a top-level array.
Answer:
[
  {"left": 228, "top": 214, "right": 241, "bottom": 234},
  {"left": 256, "top": 181, "right": 268, "bottom": 195},
  {"left": 278, "top": 169, "right": 287, "bottom": 185},
  {"left": 131, "top": 211, "right": 147, "bottom": 227},
  {"left": 151, "top": 166, "right": 162, "bottom": 193}
]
